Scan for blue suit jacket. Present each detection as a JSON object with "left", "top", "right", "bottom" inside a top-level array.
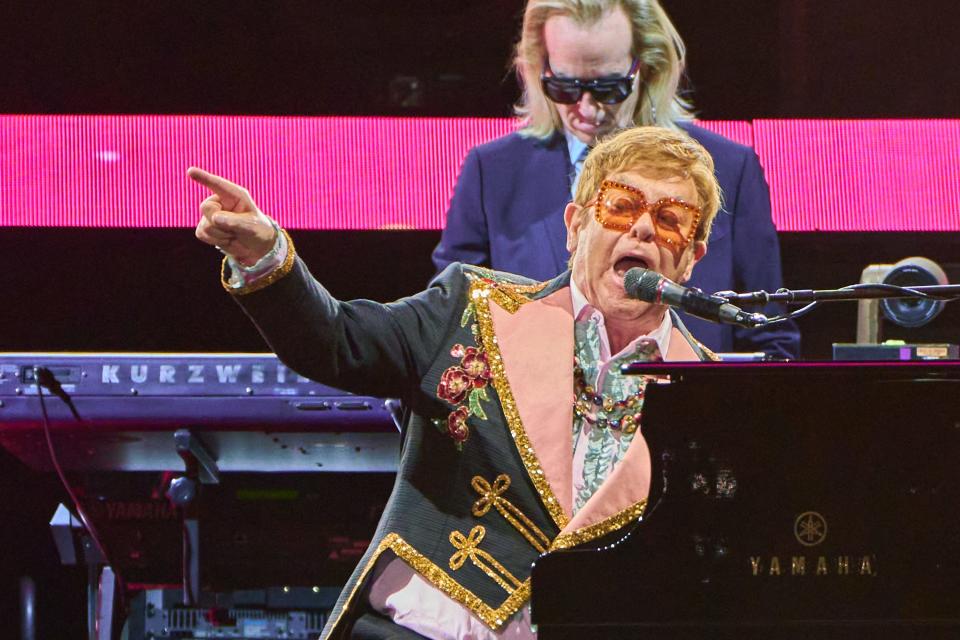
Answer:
[{"left": 432, "top": 123, "right": 800, "bottom": 359}]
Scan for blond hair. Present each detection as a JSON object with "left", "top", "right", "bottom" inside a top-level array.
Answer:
[
  {"left": 514, "top": 0, "right": 694, "bottom": 137},
  {"left": 574, "top": 126, "right": 720, "bottom": 243}
]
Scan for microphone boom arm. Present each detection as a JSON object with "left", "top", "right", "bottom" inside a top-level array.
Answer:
[{"left": 715, "top": 284, "right": 960, "bottom": 305}]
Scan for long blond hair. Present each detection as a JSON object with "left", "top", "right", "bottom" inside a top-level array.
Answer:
[{"left": 514, "top": 0, "right": 694, "bottom": 137}]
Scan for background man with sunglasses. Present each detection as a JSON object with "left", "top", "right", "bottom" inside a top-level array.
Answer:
[
  {"left": 191, "top": 126, "right": 721, "bottom": 639},
  {"left": 432, "top": 0, "right": 800, "bottom": 361}
]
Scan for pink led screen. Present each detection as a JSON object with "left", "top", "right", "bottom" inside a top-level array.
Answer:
[
  {"left": 753, "top": 119, "right": 960, "bottom": 231},
  {"left": 0, "top": 115, "right": 956, "bottom": 231}
]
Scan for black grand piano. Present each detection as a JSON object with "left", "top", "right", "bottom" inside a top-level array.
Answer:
[{"left": 531, "top": 361, "right": 960, "bottom": 639}]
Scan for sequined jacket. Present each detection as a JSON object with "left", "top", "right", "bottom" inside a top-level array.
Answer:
[{"left": 228, "top": 250, "right": 712, "bottom": 639}]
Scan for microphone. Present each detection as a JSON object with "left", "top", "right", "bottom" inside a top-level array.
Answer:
[{"left": 623, "top": 268, "right": 766, "bottom": 328}]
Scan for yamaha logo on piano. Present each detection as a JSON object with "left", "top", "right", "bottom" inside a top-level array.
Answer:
[
  {"left": 794, "top": 511, "right": 827, "bottom": 546},
  {"left": 749, "top": 512, "right": 877, "bottom": 578}
]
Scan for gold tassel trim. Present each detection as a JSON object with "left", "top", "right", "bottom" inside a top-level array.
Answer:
[
  {"left": 472, "top": 474, "right": 550, "bottom": 553},
  {"left": 449, "top": 525, "right": 523, "bottom": 594}
]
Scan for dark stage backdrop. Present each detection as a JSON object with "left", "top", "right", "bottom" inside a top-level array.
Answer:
[
  {"left": 2, "top": 228, "right": 958, "bottom": 359},
  {"left": 2, "top": 1, "right": 959, "bottom": 119}
]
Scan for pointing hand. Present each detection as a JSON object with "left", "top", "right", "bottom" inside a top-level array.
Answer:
[{"left": 189, "top": 167, "right": 277, "bottom": 266}]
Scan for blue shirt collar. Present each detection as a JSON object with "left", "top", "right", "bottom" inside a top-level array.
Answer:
[{"left": 563, "top": 129, "right": 589, "bottom": 167}]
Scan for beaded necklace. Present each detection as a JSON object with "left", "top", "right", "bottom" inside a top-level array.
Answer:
[{"left": 573, "top": 358, "right": 644, "bottom": 434}]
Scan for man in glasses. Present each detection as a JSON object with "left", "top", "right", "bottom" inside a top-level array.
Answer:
[
  {"left": 432, "top": 0, "right": 800, "bottom": 361},
  {"left": 191, "top": 126, "right": 720, "bottom": 639}
]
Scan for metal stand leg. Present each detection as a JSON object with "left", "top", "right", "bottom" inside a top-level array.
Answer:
[
  {"left": 166, "top": 429, "right": 220, "bottom": 607},
  {"left": 183, "top": 517, "right": 200, "bottom": 605}
]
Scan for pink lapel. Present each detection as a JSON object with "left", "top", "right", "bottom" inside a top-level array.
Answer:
[
  {"left": 665, "top": 325, "right": 699, "bottom": 361},
  {"left": 488, "top": 287, "right": 575, "bottom": 523},
  {"left": 559, "top": 325, "right": 699, "bottom": 537}
]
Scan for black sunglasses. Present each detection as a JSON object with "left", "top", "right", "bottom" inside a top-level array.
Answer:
[{"left": 540, "top": 58, "right": 641, "bottom": 105}]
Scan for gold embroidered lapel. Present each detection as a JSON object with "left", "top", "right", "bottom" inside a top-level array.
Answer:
[{"left": 470, "top": 276, "right": 574, "bottom": 529}]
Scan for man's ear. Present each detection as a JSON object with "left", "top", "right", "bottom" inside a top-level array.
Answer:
[
  {"left": 564, "top": 202, "right": 583, "bottom": 254},
  {"left": 679, "top": 241, "right": 707, "bottom": 283}
]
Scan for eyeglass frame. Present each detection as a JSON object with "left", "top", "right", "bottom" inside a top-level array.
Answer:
[
  {"left": 540, "top": 57, "right": 642, "bottom": 105},
  {"left": 588, "top": 179, "right": 703, "bottom": 253}
]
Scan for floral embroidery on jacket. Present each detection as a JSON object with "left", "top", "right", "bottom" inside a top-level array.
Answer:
[
  {"left": 434, "top": 321, "right": 493, "bottom": 449},
  {"left": 432, "top": 268, "right": 544, "bottom": 449}
]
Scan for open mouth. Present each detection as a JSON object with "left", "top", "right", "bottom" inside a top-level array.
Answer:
[{"left": 613, "top": 256, "right": 650, "bottom": 277}]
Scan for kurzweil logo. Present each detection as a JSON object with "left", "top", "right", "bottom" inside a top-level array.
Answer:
[
  {"left": 99, "top": 364, "right": 310, "bottom": 385},
  {"left": 750, "top": 511, "right": 877, "bottom": 577}
]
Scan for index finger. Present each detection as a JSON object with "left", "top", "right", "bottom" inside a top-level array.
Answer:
[{"left": 187, "top": 167, "right": 250, "bottom": 208}]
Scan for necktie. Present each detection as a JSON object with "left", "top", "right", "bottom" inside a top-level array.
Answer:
[{"left": 570, "top": 145, "right": 589, "bottom": 198}]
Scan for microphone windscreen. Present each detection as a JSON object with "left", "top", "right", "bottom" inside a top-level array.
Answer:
[{"left": 623, "top": 267, "right": 662, "bottom": 303}]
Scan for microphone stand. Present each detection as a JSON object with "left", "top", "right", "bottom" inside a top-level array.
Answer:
[{"left": 716, "top": 284, "right": 960, "bottom": 305}]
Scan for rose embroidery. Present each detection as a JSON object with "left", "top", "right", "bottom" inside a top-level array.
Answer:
[
  {"left": 434, "top": 337, "right": 493, "bottom": 449},
  {"left": 447, "top": 406, "right": 470, "bottom": 443},
  {"left": 438, "top": 366, "right": 473, "bottom": 405},
  {"left": 461, "top": 347, "right": 491, "bottom": 386}
]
